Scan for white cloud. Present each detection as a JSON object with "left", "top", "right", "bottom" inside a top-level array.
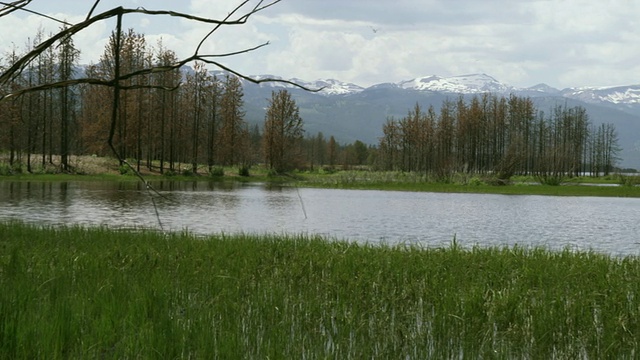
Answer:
[{"left": 2, "top": 0, "right": 640, "bottom": 89}]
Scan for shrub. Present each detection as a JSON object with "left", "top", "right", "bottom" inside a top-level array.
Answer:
[
  {"left": 468, "top": 176, "right": 484, "bottom": 186},
  {"left": 618, "top": 174, "right": 640, "bottom": 187},
  {"left": 0, "top": 163, "right": 12, "bottom": 175},
  {"left": 119, "top": 164, "right": 134, "bottom": 176},
  {"left": 210, "top": 167, "right": 225, "bottom": 177},
  {"left": 321, "top": 166, "right": 336, "bottom": 174},
  {"left": 536, "top": 174, "right": 564, "bottom": 186},
  {"left": 238, "top": 166, "right": 250, "bottom": 177}
]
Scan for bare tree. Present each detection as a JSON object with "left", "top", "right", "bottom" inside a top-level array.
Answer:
[
  {"left": 0, "top": 1, "right": 316, "bottom": 165},
  {"left": 0, "top": 0, "right": 317, "bottom": 227}
]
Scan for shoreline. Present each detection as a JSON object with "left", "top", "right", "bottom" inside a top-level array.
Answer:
[{"left": 1, "top": 155, "right": 639, "bottom": 197}]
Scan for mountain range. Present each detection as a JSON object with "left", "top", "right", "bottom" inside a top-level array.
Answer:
[{"left": 236, "top": 72, "right": 640, "bottom": 168}]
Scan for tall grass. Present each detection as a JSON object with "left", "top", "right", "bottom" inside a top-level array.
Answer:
[
  {"left": 1, "top": 221, "right": 639, "bottom": 358},
  {"left": 300, "top": 170, "right": 640, "bottom": 197}
]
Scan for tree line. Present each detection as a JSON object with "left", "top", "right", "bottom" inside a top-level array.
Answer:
[
  {"left": 0, "top": 29, "right": 363, "bottom": 175},
  {"left": 376, "top": 94, "right": 619, "bottom": 182},
  {"left": 0, "top": 29, "right": 619, "bottom": 179}
]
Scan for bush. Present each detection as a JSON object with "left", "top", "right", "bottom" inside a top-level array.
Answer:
[
  {"left": 119, "top": 164, "right": 134, "bottom": 176},
  {"left": 321, "top": 166, "right": 336, "bottom": 174},
  {"left": 468, "top": 176, "right": 484, "bottom": 186},
  {"left": 536, "top": 174, "right": 564, "bottom": 186},
  {"left": 238, "top": 166, "right": 250, "bottom": 177},
  {"left": 618, "top": 174, "right": 640, "bottom": 187},
  {"left": 0, "top": 163, "right": 12, "bottom": 175},
  {"left": 210, "top": 167, "right": 225, "bottom": 177},
  {"left": 1, "top": 162, "right": 25, "bottom": 175}
]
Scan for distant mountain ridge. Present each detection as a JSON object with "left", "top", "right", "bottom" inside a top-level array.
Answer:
[
  {"left": 215, "top": 70, "right": 640, "bottom": 168},
  {"left": 245, "top": 72, "right": 640, "bottom": 107}
]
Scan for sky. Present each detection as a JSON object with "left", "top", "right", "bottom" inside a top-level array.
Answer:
[{"left": 1, "top": 0, "right": 639, "bottom": 89}]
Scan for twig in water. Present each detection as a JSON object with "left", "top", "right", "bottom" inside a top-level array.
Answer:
[{"left": 295, "top": 185, "right": 307, "bottom": 220}]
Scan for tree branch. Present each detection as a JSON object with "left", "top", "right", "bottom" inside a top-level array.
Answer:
[{"left": 0, "top": 1, "right": 71, "bottom": 25}]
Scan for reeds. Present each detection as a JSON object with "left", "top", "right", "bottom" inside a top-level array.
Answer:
[{"left": 1, "top": 221, "right": 639, "bottom": 358}]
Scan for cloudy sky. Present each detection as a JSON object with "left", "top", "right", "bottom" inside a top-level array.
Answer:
[{"left": 1, "top": 0, "right": 639, "bottom": 89}]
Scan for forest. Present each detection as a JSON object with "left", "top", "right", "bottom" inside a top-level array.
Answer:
[
  {"left": 0, "top": 29, "right": 354, "bottom": 175},
  {"left": 377, "top": 95, "right": 620, "bottom": 183},
  {"left": 0, "top": 29, "right": 620, "bottom": 181}
]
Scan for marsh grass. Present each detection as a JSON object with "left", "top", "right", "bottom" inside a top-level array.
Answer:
[
  {"left": 2, "top": 222, "right": 640, "bottom": 358},
  {"left": 299, "top": 170, "right": 640, "bottom": 197}
]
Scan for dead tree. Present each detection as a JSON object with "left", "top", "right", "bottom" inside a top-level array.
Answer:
[{"left": 0, "top": 0, "right": 318, "bottom": 228}]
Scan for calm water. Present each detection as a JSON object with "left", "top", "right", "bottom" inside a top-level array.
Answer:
[{"left": 1, "top": 180, "right": 639, "bottom": 256}]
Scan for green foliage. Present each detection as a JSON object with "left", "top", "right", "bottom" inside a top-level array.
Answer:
[
  {"left": 118, "top": 164, "right": 135, "bottom": 176},
  {"left": 238, "top": 166, "right": 250, "bottom": 177},
  {"left": 163, "top": 169, "right": 177, "bottom": 177},
  {"left": 536, "top": 174, "right": 564, "bottom": 186},
  {"left": 0, "top": 162, "right": 25, "bottom": 175},
  {"left": 0, "top": 163, "right": 13, "bottom": 175},
  {"left": 321, "top": 166, "right": 336, "bottom": 174},
  {"left": 209, "top": 167, "right": 225, "bottom": 177},
  {"left": 468, "top": 176, "right": 484, "bottom": 186},
  {"left": 2, "top": 222, "right": 640, "bottom": 358},
  {"left": 617, "top": 173, "right": 640, "bottom": 187},
  {"left": 266, "top": 168, "right": 279, "bottom": 177}
]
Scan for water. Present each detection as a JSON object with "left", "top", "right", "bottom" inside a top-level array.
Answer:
[{"left": 1, "top": 180, "right": 640, "bottom": 256}]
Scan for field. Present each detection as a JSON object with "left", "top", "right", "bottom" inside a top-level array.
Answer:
[{"left": 2, "top": 222, "right": 639, "bottom": 358}]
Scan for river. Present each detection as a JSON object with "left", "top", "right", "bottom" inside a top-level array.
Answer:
[{"left": 1, "top": 180, "right": 639, "bottom": 256}]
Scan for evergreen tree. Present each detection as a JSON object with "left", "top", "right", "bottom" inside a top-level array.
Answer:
[
  {"left": 219, "top": 75, "right": 246, "bottom": 166},
  {"left": 263, "top": 89, "right": 304, "bottom": 173}
]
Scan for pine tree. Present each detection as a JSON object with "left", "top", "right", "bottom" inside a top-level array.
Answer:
[
  {"left": 219, "top": 75, "right": 246, "bottom": 166},
  {"left": 263, "top": 90, "right": 304, "bottom": 173}
]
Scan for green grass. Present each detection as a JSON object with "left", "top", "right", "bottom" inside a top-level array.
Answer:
[
  {"left": 297, "top": 170, "right": 640, "bottom": 197},
  {"left": 4, "top": 163, "right": 640, "bottom": 197},
  {"left": 2, "top": 222, "right": 640, "bottom": 358}
]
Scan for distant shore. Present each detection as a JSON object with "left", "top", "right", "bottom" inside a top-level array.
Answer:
[{"left": 2, "top": 154, "right": 640, "bottom": 198}]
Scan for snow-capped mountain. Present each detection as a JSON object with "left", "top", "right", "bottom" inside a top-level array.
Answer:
[
  {"left": 561, "top": 85, "right": 640, "bottom": 105},
  {"left": 524, "top": 83, "right": 562, "bottom": 95},
  {"left": 398, "top": 74, "right": 514, "bottom": 94},
  {"left": 251, "top": 73, "right": 514, "bottom": 96},
  {"left": 245, "top": 71, "right": 640, "bottom": 106},
  {"left": 247, "top": 75, "right": 364, "bottom": 95},
  {"left": 299, "top": 79, "right": 363, "bottom": 95}
]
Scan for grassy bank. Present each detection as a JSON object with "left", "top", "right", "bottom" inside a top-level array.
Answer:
[
  {"left": 3, "top": 155, "right": 640, "bottom": 197},
  {"left": 298, "top": 170, "right": 640, "bottom": 197},
  {"left": 1, "top": 222, "right": 639, "bottom": 358}
]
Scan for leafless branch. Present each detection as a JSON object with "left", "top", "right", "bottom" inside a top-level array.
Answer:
[
  {"left": 85, "top": 0, "right": 100, "bottom": 21},
  {"left": 0, "top": 1, "right": 319, "bottom": 92},
  {"left": 0, "top": 1, "right": 71, "bottom": 25},
  {"left": 0, "top": 0, "right": 318, "bottom": 229},
  {"left": 0, "top": 0, "right": 31, "bottom": 17},
  {"left": 195, "top": 0, "right": 253, "bottom": 55}
]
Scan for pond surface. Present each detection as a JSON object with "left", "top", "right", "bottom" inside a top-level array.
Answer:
[{"left": 1, "top": 180, "right": 639, "bottom": 256}]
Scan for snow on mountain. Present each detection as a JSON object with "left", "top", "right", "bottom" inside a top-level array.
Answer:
[
  {"left": 213, "top": 67, "right": 640, "bottom": 105},
  {"left": 561, "top": 85, "right": 640, "bottom": 105},
  {"left": 246, "top": 75, "right": 364, "bottom": 95},
  {"left": 397, "top": 73, "right": 514, "bottom": 94},
  {"left": 307, "top": 79, "right": 365, "bottom": 95},
  {"left": 526, "top": 83, "right": 561, "bottom": 94}
]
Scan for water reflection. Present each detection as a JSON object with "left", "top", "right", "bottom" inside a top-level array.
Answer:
[{"left": 1, "top": 180, "right": 639, "bottom": 256}]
